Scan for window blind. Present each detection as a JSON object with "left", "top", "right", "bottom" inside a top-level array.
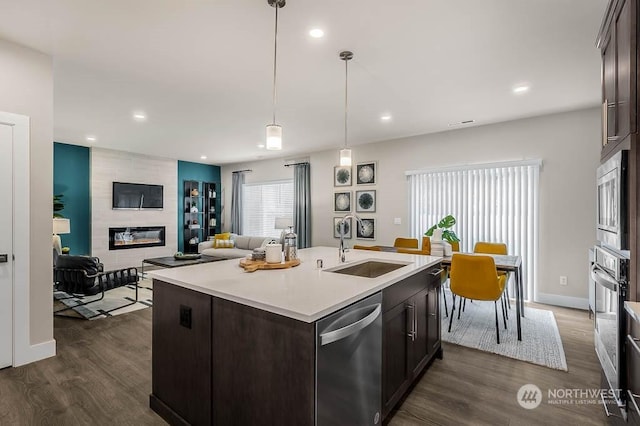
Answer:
[
  {"left": 242, "top": 180, "right": 294, "bottom": 238},
  {"left": 407, "top": 160, "right": 541, "bottom": 301}
]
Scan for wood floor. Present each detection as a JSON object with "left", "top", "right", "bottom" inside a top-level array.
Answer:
[{"left": 0, "top": 303, "right": 608, "bottom": 425}]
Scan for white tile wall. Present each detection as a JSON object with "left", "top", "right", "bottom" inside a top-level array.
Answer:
[{"left": 91, "top": 148, "right": 178, "bottom": 271}]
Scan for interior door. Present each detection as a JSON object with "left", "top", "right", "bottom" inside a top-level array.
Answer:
[{"left": 0, "top": 123, "right": 13, "bottom": 368}]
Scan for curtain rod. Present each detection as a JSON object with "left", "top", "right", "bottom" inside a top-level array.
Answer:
[
  {"left": 284, "top": 162, "right": 309, "bottom": 167},
  {"left": 232, "top": 169, "right": 252, "bottom": 174}
]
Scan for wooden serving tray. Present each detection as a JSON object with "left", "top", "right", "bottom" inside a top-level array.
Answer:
[{"left": 239, "top": 258, "right": 301, "bottom": 272}]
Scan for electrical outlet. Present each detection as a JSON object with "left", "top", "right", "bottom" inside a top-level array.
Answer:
[
  {"left": 394, "top": 217, "right": 402, "bottom": 225},
  {"left": 559, "top": 276, "right": 568, "bottom": 286}
]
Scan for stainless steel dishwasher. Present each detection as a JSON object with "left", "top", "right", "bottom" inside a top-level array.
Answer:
[{"left": 316, "top": 291, "right": 382, "bottom": 425}]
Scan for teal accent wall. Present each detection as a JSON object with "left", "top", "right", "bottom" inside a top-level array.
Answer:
[
  {"left": 177, "top": 161, "right": 221, "bottom": 252},
  {"left": 53, "top": 142, "right": 91, "bottom": 255}
]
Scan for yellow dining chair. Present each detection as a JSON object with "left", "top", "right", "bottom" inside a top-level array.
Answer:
[
  {"left": 448, "top": 254, "right": 507, "bottom": 344},
  {"left": 393, "top": 237, "right": 419, "bottom": 249},
  {"left": 395, "top": 236, "right": 431, "bottom": 255},
  {"left": 353, "top": 245, "right": 381, "bottom": 251},
  {"left": 474, "top": 241, "right": 511, "bottom": 312}
]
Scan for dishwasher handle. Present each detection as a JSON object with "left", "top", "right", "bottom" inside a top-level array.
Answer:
[{"left": 320, "top": 304, "right": 382, "bottom": 346}]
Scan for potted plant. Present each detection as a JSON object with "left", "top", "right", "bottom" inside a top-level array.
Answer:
[
  {"left": 425, "top": 214, "right": 460, "bottom": 243},
  {"left": 53, "top": 194, "right": 65, "bottom": 218}
]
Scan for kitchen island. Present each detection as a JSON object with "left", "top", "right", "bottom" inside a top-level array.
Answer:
[{"left": 149, "top": 246, "right": 443, "bottom": 425}]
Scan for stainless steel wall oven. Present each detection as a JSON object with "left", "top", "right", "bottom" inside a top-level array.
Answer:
[
  {"left": 597, "top": 150, "right": 628, "bottom": 251},
  {"left": 592, "top": 245, "right": 629, "bottom": 415}
]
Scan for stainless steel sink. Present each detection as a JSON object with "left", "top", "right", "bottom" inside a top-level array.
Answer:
[{"left": 326, "top": 260, "right": 410, "bottom": 278}]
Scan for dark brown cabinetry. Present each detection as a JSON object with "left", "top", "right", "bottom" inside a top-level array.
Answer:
[
  {"left": 627, "top": 306, "right": 640, "bottom": 424},
  {"left": 599, "top": 0, "right": 636, "bottom": 159},
  {"left": 150, "top": 263, "right": 442, "bottom": 425},
  {"left": 598, "top": 0, "right": 640, "bottom": 303},
  {"left": 381, "top": 267, "right": 443, "bottom": 419}
]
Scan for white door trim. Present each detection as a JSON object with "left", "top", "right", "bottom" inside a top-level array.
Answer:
[{"left": 0, "top": 111, "right": 55, "bottom": 366}]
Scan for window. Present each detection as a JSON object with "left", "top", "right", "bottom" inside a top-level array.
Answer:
[
  {"left": 407, "top": 160, "right": 541, "bottom": 301},
  {"left": 242, "top": 180, "right": 293, "bottom": 238}
]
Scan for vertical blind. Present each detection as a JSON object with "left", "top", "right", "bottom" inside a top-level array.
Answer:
[
  {"left": 407, "top": 160, "right": 541, "bottom": 301},
  {"left": 242, "top": 180, "right": 294, "bottom": 238}
]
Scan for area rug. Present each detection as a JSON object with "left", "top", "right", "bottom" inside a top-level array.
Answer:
[
  {"left": 441, "top": 291, "right": 568, "bottom": 371},
  {"left": 53, "top": 279, "right": 153, "bottom": 320}
]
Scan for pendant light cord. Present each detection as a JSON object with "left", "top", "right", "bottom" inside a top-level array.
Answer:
[
  {"left": 344, "top": 56, "right": 348, "bottom": 149},
  {"left": 272, "top": 4, "right": 279, "bottom": 125}
]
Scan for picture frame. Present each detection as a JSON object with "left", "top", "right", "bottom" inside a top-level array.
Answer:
[
  {"left": 334, "top": 191, "right": 352, "bottom": 212},
  {"left": 334, "top": 217, "right": 352, "bottom": 239},
  {"left": 334, "top": 166, "right": 352, "bottom": 187},
  {"left": 355, "top": 190, "right": 376, "bottom": 213},
  {"left": 356, "top": 218, "right": 376, "bottom": 240},
  {"left": 356, "top": 161, "right": 377, "bottom": 185}
]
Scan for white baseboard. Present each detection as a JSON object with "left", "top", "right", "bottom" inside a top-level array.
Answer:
[
  {"left": 535, "top": 292, "right": 589, "bottom": 310},
  {"left": 14, "top": 339, "right": 56, "bottom": 367}
]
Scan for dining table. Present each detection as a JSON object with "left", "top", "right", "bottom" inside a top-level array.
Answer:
[{"left": 365, "top": 246, "right": 524, "bottom": 341}]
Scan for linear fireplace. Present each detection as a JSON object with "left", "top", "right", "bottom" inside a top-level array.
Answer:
[{"left": 109, "top": 226, "right": 166, "bottom": 250}]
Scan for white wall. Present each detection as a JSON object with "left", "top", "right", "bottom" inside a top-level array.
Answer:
[
  {"left": 91, "top": 148, "right": 178, "bottom": 271},
  {"left": 222, "top": 107, "right": 600, "bottom": 306},
  {"left": 0, "top": 38, "right": 54, "bottom": 354}
]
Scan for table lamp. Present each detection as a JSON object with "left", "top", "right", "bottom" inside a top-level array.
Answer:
[{"left": 53, "top": 218, "right": 71, "bottom": 255}]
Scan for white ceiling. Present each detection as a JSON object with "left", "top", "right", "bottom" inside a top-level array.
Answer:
[{"left": 0, "top": 0, "right": 607, "bottom": 165}]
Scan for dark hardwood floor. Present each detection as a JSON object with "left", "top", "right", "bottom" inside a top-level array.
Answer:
[
  {"left": 388, "top": 303, "right": 609, "bottom": 426},
  {"left": 0, "top": 303, "right": 608, "bottom": 425}
]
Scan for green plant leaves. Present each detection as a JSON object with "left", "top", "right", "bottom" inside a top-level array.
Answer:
[
  {"left": 54, "top": 194, "right": 65, "bottom": 218},
  {"left": 424, "top": 214, "right": 460, "bottom": 243}
]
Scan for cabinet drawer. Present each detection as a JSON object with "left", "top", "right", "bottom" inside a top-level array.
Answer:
[{"left": 382, "top": 269, "right": 428, "bottom": 312}]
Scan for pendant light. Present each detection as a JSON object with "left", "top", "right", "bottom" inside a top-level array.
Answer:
[
  {"left": 339, "top": 50, "right": 354, "bottom": 166},
  {"left": 266, "top": 0, "right": 285, "bottom": 150}
]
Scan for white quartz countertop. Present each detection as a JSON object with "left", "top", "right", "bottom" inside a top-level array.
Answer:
[{"left": 149, "top": 246, "right": 442, "bottom": 323}]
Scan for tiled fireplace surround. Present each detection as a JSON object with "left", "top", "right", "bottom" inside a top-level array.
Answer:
[{"left": 91, "top": 148, "right": 178, "bottom": 271}]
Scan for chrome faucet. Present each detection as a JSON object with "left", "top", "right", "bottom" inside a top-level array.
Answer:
[{"left": 339, "top": 214, "right": 363, "bottom": 262}]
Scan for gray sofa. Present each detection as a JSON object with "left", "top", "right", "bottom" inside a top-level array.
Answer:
[{"left": 197, "top": 235, "right": 276, "bottom": 260}]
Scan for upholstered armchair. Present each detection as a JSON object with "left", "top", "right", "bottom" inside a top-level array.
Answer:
[{"left": 53, "top": 255, "right": 139, "bottom": 318}]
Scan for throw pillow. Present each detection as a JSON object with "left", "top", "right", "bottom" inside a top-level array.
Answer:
[{"left": 214, "top": 239, "right": 235, "bottom": 249}]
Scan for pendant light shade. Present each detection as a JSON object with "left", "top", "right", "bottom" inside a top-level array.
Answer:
[
  {"left": 339, "top": 50, "right": 354, "bottom": 166},
  {"left": 266, "top": 124, "right": 282, "bottom": 150},
  {"left": 339, "top": 148, "right": 352, "bottom": 166},
  {"left": 266, "top": 0, "right": 285, "bottom": 150}
]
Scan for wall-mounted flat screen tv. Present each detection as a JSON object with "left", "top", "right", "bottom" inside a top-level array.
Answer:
[{"left": 112, "top": 182, "right": 164, "bottom": 210}]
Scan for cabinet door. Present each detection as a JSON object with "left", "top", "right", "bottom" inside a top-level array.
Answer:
[
  {"left": 602, "top": 33, "right": 617, "bottom": 145},
  {"left": 382, "top": 301, "right": 411, "bottom": 417},
  {"left": 427, "top": 284, "right": 441, "bottom": 359},
  {"left": 410, "top": 288, "right": 429, "bottom": 378},
  {"left": 615, "top": 0, "right": 634, "bottom": 139}
]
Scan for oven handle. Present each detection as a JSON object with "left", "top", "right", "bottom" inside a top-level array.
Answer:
[{"left": 591, "top": 263, "right": 618, "bottom": 292}]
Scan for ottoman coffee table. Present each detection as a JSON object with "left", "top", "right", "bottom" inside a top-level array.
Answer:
[{"left": 141, "top": 255, "right": 221, "bottom": 279}]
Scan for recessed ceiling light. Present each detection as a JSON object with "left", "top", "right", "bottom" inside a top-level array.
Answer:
[
  {"left": 133, "top": 112, "right": 147, "bottom": 121},
  {"left": 257, "top": 144, "right": 265, "bottom": 148},
  {"left": 381, "top": 115, "right": 392, "bottom": 121},
  {"left": 309, "top": 28, "right": 324, "bottom": 38},
  {"left": 200, "top": 155, "right": 207, "bottom": 160},
  {"left": 86, "top": 136, "right": 96, "bottom": 142},
  {"left": 512, "top": 85, "right": 530, "bottom": 94}
]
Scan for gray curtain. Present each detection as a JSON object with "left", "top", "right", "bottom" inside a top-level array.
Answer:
[
  {"left": 231, "top": 172, "right": 244, "bottom": 234},
  {"left": 293, "top": 163, "right": 311, "bottom": 248}
]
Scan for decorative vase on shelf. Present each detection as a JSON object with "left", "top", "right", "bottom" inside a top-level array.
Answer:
[
  {"left": 191, "top": 188, "right": 199, "bottom": 197},
  {"left": 190, "top": 204, "right": 198, "bottom": 213}
]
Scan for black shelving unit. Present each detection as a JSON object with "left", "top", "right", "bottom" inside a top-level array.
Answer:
[
  {"left": 183, "top": 180, "right": 219, "bottom": 253},
  {"left": 203, "top": 182, "right": 219, "bottom": 238}
]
